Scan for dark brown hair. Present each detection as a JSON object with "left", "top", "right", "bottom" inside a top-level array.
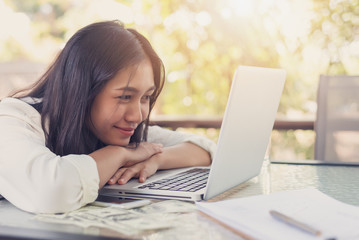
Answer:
[{"left": 18, "top": 20, "right": 165, "bottom": 156}]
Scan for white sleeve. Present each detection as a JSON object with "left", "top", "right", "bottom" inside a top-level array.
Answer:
[
  {"left": 147, "top": 125, "right": 217, "bottom": 161},
  {"left": 0, "top": 99, "right": 99, "bottom": 214}
]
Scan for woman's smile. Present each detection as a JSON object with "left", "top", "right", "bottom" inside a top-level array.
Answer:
[{"left": 114, "top": 126, "right": 135, "bottom": 137}]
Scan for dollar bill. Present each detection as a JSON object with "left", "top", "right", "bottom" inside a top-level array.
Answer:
[
  {"left": 33, "top": 200, "right": 196, "bottom": 237},
  {"left": 133, "top": 200, "right": 197, "bottom": 214}
]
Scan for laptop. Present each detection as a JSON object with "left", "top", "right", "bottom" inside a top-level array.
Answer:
[{"left": 99, "top": 65, "right": 286, "bottom": 201}]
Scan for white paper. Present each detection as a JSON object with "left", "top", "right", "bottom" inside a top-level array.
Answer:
[{"left": 196, "top": 188, "right": 359, "bottom": 240}]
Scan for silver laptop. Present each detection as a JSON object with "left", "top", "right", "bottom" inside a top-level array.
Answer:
[{"left": 99, "top": 66, "right": 286, "bottom": 201}]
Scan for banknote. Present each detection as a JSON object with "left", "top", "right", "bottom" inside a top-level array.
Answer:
[
  {"left": 133, "top": 200, "right": 197, "bottom": 214},
  {"left": 33, "top": 200, "right": 197, "bottom": 237}
]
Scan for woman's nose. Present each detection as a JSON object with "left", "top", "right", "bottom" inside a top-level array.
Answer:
[{"left": 125, "top": 101, "right": 143, "bottom": 124}]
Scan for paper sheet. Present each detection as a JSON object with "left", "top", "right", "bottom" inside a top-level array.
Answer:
[{"left": 196, "top": 188, "right": 359, "bottom": 240}]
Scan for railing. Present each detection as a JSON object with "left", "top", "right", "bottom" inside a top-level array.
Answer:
[{"left": 150, "top": 116, "right": 315, "bottom": 131}]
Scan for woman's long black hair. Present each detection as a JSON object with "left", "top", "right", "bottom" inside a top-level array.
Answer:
[{"left": 16, "top": 20, "right": 165, "bottom": 156}]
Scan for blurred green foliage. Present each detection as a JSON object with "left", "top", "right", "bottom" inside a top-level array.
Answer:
[{"left": 1, "top": 0, "right": 359, "bottom": 160}]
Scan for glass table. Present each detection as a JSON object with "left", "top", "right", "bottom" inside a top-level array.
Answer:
[{"left": 1, "top": 161, "right": 358, "bottom": 239}]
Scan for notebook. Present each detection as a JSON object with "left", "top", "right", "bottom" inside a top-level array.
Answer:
[{"left": 99, "top": 65, "right": 286, "bottom": 201}]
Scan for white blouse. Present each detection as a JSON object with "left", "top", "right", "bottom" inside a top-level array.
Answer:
[{"left": 0, "top": 98, "right": 216, "bottom": 214}]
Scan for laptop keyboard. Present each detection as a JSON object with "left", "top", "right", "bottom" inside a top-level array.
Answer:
[{"left": 137, "top": 168, "right": 209, "bottom": 192}]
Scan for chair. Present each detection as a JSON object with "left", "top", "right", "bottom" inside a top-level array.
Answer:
[{"left": 314, "top": 75, "right": 359, "bottom": 162}]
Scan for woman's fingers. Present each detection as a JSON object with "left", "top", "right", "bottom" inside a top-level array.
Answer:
[
  {"left": 108, "top": 167, "right": 128, "bottom": 184},
  {"left": 138, "top": 169, "right": 149, "bottom": 183},
  {"left": 117, "top": 167, "right": 140, "bottom": 184},
  {"left": 110, "top": 158, "right": 159, "bottom": 185}
]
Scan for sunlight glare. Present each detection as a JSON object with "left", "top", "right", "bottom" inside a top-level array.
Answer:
[
  {"left": 89, "top": 0, "right": 133, "bottom": 24},
  {"left": 0, "top": 0, "right": 30, "bottom": 42},
  {"left": 230, "top": 0, "right": 254, "bottom": 17},
  {"left": 196, "top": 11, "right": 212, "bottom": 26},
  {"left": 220, "top": 7, "right": 232, "bottom": 19},
  {"left": 183, "top": 96, "right": 193, "bottom": 106}
]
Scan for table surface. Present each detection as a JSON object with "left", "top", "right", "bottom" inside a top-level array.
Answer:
[{"left": 1, "top": 160, "right": 359, "bottom": 240}]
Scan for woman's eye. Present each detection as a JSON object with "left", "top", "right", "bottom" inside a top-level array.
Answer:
[
  {"left": 142, "top": 95, "right": 152, "bottom": 102},
  {"left": 118, "top": 95, "right": 131, "bottom": 101}
]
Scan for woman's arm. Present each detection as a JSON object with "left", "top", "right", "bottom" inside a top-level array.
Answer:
[
  {"left": 0, "top": 98, "right": 162, "bottom": 213},
  {"left": 112, "top": 142, "right": 211, "bottom": 184},
  {"left": 147, "top": 126, "right": 217, "bottom": 158},
  {"left": 89, "top": 142, "right": 163, "bottom": 188},
  {"left": 0, "top": 100, "right": 96, "bottom": 213},
  {"left": 108, "top": 125, "right": 217, "bottom": 184},
  {"left": 153, "top": 142, "right": 211, "bottom": 169}
]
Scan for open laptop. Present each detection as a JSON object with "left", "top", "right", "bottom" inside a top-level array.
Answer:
[{"left": 99, "top": 65, "right": 286, "bottom": 201}]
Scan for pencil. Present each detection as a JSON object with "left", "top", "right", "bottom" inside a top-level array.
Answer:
[{"left": 269, "top": 210, "right": 322, "bottom": 236}]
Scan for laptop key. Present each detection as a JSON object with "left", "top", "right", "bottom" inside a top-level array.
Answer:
[{"left": 137, "top": 168, "right": 209, "bottom": 192}]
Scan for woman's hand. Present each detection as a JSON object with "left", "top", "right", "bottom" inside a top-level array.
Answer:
[
  {"left": 90, "top": 142, "right": 162, "bottom": 188},
  {"left": 108, "top": 155, "right": 161, "bottom": 184},
  {"left": 123, "top": 142, "right": 163, "bottom": 166},
  {"left": 107, "top": 142, "right": 211, "bottom": 185}
]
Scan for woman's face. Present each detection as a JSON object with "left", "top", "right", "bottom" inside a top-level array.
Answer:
[{"left": 90, "top": 58, "right": 155, "bottom": 146}]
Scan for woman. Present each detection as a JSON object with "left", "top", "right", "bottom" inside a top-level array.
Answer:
[{"left": 0, "top": 20, "right": 216, "bottom": 213}]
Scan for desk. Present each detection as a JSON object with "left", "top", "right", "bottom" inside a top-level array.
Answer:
[{"left": 1, "top": 161, "right": 359, "bottom": 240}]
